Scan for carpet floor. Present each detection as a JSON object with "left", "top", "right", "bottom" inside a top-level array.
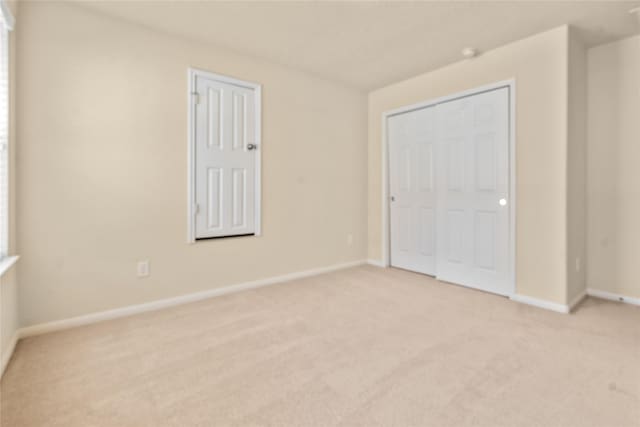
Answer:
[{"left": 1, "top": 265, "right": 639, "bottom": 427}]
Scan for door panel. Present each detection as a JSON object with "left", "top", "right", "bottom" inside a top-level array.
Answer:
[
  {"left": 474, "top": 211, "right": 496, "bottom": 270},
  {"left": 446, "top": 209, "right": 465, "bottom": 264},
  {"left": 232, "top": 92, "right": 246, "bottom": 150},
  {"left": 474, "top": 133, "right": 497, "bottom": 191},
  {"left": 195, "top": 76, "right": 256, "bottom": 238},
  {"left": 231, "top": 168, "right": 247, "bottom": 229},
  {"left": 435, "top": 87, "right": 510, "bottom": 295},
  {"left": 419, "top": 208, "right": 435, "bottom": 256},
  {"left": 418, "top": 144, "right": 434, "bottom": 191},
  {"left": 398, "top": 207, "right": 411, "bottom": 252},
  {"left": 389, "top": 107, "right": 437, "bottom": 275},
  {"left": 446, "top": 137, "right": 465, "bottom": 191},
  {"left": 207, "top": 88, "right": 222, "bottom": 149},
  {"left": 206, "top": 167, "right": 223, "bottom": 231}
]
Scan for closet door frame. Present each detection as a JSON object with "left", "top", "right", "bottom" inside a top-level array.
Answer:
[{"left": 381, "top": 79, "right": 516, "bottom": 296}]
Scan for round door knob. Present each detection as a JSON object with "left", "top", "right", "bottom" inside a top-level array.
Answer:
[
  {"left": 247, "top": 144, "right": 257, "bottom": 150},
  {"left": 499, "top": 198, "right": 507, "bottom": 206}
]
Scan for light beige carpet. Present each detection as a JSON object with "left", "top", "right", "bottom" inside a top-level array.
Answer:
[{"left": 1, "top": 266, "right": 639, "bottom": 427}]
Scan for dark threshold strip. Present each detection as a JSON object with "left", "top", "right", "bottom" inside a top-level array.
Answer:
[{"left": 196, "top": 233, "right": 255, "bottom": 241}]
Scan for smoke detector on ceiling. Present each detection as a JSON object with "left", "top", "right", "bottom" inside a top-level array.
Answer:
[{"left": 462, "top": 47, "right": 477, "bottom": 59}]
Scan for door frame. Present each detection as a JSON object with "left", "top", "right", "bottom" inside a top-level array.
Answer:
[
  {"left": 381, "top": 79, "right": 516, "bottom": 296},
  {"left": 187, "top": 67, "right": 262, "bottom": 243}
]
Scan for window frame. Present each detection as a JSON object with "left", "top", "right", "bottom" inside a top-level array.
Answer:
[{"left": 0, "top": 0, "right": 16, "bottom": 274}]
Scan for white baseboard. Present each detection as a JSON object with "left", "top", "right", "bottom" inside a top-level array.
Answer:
[
  {"left": 587, "top": 288, "right": 640, "bottom": 307},
  {"left": 568, "top": 290, "right": 587, "bottom": 311},
  {"left": 366, "top": 259, "right": 386, "bottom": 268},
  {"left": 510, "top": 294, "right": 570, "bottom": 313},
  {"left": 511, "top": 289, "right": 639, "bottom": 314},
  {"left": 1, "top": 331, "right": 19, "bottom": 379},
  {"left": 18, "top": 260, "right": 366, "bottom": 339}
]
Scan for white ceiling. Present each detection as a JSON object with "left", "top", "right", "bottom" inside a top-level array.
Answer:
[{"left": 77, "top": 1, "right": 640, "bottom": 90}]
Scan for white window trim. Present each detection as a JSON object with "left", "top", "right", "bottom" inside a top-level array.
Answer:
[
  {"left": 187, "top": 68, "right": 262, "bottom": 243},
  {"left": 0, "top": 0, "right": 13, "bottom": 269},
  {"left": 0, "top": 1, "right": 13, "bottom": 31},
  {"left": 0, "top": 255, "right": 17, "bottom": 277}
]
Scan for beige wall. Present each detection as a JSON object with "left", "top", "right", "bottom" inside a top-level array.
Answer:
[
  {"left": 11, "top": 2, "right": 635, "bottom": 329},
  {"left": 1, "top": 1, "right": 19, "bottom": 373},
  {"left": 16, "top": 2, "right": 368, "bottom": 326},
  {"left": 566, "top": 29, "right": 587, "bottom": 304},
  {"left": 587, "top": 35, "right": 640, "bottom": 299},
  {"left": 368, "top": 26, "right": 572, "bottom": 304}
]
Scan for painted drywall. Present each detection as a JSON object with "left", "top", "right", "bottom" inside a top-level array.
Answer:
[
  {"left": 566, "top": 29, "right": 587, "bottom": 304},
  {"left": 587, "top": 35, "right": 640, "bottom": 299},
  {"left": 63, "top": 2, "right": 640, "bottom": 90},
  {"left": 1, "top": 0, "right": 19, "bottom": 375},
  {"left": 16, "top": 2, "right": 368, "bottom": 326},
  {"left": 368, "top": 26, "right": 571, "bottom": 304}
]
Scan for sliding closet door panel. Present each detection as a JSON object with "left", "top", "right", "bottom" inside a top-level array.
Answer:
[
  {"left": 389, "top": 107, "right": 436, "bottom": 275},
  {"left": 436, "top": 87, "right": 510, "bottom": 295}
]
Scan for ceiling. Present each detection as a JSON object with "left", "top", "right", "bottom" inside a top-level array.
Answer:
[{"left": 77, "top": 1, "right": 640, "bottom": 90}]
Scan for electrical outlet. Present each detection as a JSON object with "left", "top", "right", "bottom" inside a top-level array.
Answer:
[
  {"left": 137, "top": 260, "right": 150, "bottom": 278},
  {"left": 347, "top": 233, "right": 354, "bottom": 246}
]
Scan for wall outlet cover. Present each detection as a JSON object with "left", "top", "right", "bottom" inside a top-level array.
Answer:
[{"left": 137, "top": 260, "right": 150, "bottom": 278}]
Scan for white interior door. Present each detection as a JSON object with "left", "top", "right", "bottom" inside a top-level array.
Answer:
[
  {"left": 194, "top": 75, "right": 257, "bottom": 239},
  {"left": 435, "top": 87, "right": 510, "bottom": 295},
  {"left": 388, "top": 106, "right": 437, "bottom": 275}
]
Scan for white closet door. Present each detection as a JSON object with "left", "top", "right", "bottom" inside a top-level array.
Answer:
[
  {"left": 388, "top": 106, "right": 437, "bottom": 275},
  {"left": 435, "top": 87, "right": 510, "bottom": 295},
  {"left": 194, "top": 76, "right": 257, "bottom": 239}
]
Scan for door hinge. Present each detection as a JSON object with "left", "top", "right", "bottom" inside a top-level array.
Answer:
[
  {"left": 193, "top": 203, "right": 200, "bottom": 215},
  {"left": 191, "top": 92, "right": 200, "bottom": 105}
]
